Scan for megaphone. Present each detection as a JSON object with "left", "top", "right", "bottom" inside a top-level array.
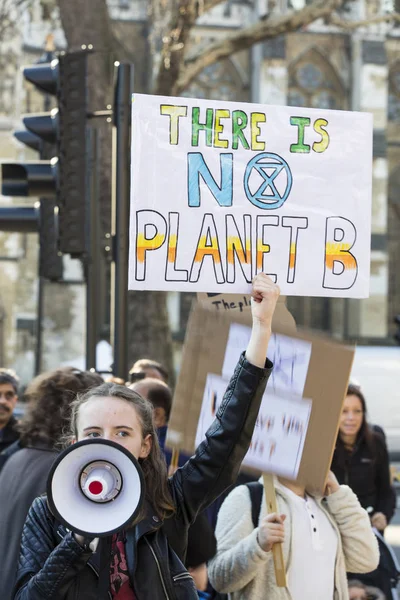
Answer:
[{"left": 47, "top": 439, "right": 145, "bottom": 538}]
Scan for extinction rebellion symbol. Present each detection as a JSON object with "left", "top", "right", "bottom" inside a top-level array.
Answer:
[{"left": 244, "top": 152, "right": 293, "bottom": 210}]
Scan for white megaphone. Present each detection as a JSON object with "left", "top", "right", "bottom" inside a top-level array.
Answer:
[{"left": 47, "top": 439, "right": 145, "bottom": 538}]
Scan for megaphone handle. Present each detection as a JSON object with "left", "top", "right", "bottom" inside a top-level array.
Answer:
[{"left": 75, "top": 534, "right": 97, "bottom": 551}]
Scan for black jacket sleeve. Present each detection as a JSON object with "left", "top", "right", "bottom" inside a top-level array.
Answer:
[
  {"left": 374, "top": 436, "right": 395, "bottom": 522},
  {"left": 170, "top": 352, "right": 272, "bottom": 524},
  {"left": 14, "top": 497, "right": 93, "bottom": 600}
]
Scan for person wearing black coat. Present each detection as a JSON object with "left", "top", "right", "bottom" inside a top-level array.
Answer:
[
  {"left": 0, "top": 367, "right": 103, "bottom": 600},
  {"left": 0, "top": 368, "right": 20, "bottom": 454},
  {"left": 331, "top": 383, "right": 394, "bottom": 529},
  {"left": 13, "top": 274, "right": 279, "bottom": 600}
]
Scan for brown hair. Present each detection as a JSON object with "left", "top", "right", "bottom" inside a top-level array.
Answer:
[
  {"left": 66, "top": 382, "right": 175, "bottom": 520},
  {"left": 18, "top": 367, "right": 103, "bottom": 448},
  {"left": 130, "top": 378, "right": 172, "bottom": 421},
  {"left": 129, "top": 359, "right": 169, "bottom": 383}
]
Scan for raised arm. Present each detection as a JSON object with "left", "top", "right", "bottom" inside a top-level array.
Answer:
[
  {"left": 171, "top": 274, "right": 280, "bottom": 522},
  {"left": 245, "top": 274, "right": 278, "bottom": 368}
]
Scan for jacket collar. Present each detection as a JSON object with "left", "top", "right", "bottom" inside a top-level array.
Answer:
[{"left": 0, "top": 415, "right": 19, "bottom": 442}]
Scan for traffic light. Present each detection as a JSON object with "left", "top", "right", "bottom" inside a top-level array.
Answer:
[
  {"left": 1, "top": 50, "right": 88, "bottom": 257},
  {"left": 395, "top": 315, "right": 400, "bottom": 345},
  {"left": 38, "top": 199, "right": 63, "bottom": 281}
]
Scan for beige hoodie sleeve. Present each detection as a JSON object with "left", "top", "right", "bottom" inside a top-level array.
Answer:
[
  {"left": 325, "top": 485, "right": 380, "bottom": 574},
  {"left": 208, "top": 485, "right": 273, "bottom": 594}
]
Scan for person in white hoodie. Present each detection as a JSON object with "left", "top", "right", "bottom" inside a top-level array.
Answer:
[{"left": 208, "top": 471, "right": 379, "bottom": 600}]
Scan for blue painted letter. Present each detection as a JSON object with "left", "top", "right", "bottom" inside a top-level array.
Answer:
[{"left": 188, "top": 152, "right": 233, "bottom": 207}]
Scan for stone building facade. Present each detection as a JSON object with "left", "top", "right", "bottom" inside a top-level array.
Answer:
[{"left": 0, "top": 0, "right": 398, "bottom": 382}]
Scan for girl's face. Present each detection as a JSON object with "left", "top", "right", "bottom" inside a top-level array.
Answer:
[
  {"left": 339, "top": 394, "right": 364, "bottom": 438},
  {"left": 76, "top": 396, "right": 152, "bottom": 460}
]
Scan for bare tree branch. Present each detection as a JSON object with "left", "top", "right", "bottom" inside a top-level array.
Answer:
[
  {"left": 174, "top": 0, "right": 346, "bottom": 94},
  {"left": 201, "top": 0, "right": 226, "bottom": 13},
  {"left": 329, "top": 10, "right": 400, "bottom": 29},
  {"left": 155, "top": 0, "right": 204, "bottom": 94},
  {"left": 150, "top": 0, "right": 230, "bottom": 94}
]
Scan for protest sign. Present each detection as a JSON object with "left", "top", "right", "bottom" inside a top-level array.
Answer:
[
  {"left": 196, "top": 291, "right": 297, "bottom": 331},
  {"left": 196, "top": 373, "right": 312, "bottom": 479},
  {"left": 166, "top": 303, "right": 355, "bottom": 492},
  {"left": 222, "top": 323, "right": 310, "bottom": 395},
  {"left": 130, "top": 94, "right": 372, "bottom": 298},
  {"left": 197, "top": 292, "right": 252, "bottom": 313}
]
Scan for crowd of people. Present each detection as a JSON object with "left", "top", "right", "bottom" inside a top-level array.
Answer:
[{"left": 0, "top": 274, "right": 397, "bottom": 600}]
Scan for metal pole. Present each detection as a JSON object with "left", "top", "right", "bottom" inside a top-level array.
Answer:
[
  {"left": 85, "top": 128, "right": 100, "bottom": 370},
  {"left": 35, "top": 37, "right": 53, "bottom": 376},
  {"left": 111, "top": 63, "right": 133, "bottom": 378},
  {"left": 34, "top": 276, "right": 44, "bottom": 375}
]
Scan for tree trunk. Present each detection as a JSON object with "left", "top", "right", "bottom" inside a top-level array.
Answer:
[
  {"left": 127, "top": 290, "right": 175, "bottom": 381},
  {"left": 57, "top": 0, "right": 175, "bottom": 379}
]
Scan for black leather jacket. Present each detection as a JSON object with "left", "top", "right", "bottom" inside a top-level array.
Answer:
[
  {"left": 14, "top": 353, "right": 272, "bottom": 600},
  {"left": 331, "top": 429, "right": 395, "bottom": 522}
]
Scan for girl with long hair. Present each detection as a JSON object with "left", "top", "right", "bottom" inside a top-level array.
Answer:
[{"left": 13, "top": 274, "right": 279, "bottom": 600}]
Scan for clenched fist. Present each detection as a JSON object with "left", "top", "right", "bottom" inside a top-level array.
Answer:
[
  {"left": 251, "top": 274, "right": 280, "bottom": 329},
  {"left": 257, "top": 512, "right": 286, "bottom": 553}
]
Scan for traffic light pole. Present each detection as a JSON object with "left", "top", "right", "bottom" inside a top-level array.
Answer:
[
  {"left": 111, "top": 63, "right": 133, "bottom": 379},
  {"left": 35, "top": 277, "right": 44, "bottom": 375},
  {"left": 85, "top": 128, "right": 101, "bottom": 370}
]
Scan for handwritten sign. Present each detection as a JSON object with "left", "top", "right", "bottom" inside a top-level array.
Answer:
[
  {"left": 197, "top": 292, "right": 252, "bottom": 313},
  {"left": 166, "top": 304, "right": 355, "bottom": 492},
  {"left": 129, "top": 94, "right": 372, "bottom": 298},
  {"left": 222, "top": 323, "right": 312, "bottom": 396},
  {"left": 196, "top": 374, "right": 312, "bottom": 478}
]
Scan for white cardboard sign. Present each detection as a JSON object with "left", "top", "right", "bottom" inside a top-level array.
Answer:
[
  {"left": 129, "top": 94, "right": 372, "bottom": 298},
  {"left": 196, "top": 374, "right": 312, "bottom": 478},
  {"left": 222, "top": 324, "right": 312, "bottom": 395}
]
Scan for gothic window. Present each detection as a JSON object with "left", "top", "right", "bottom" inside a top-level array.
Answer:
[
  {"left": 388, "top": 64, "right": 400, "bottom": 122},
  {"left": 182, "top": 60, "right": 247, "bottom": 102},
  {"left": 0, "top": 51, "right": 18, "bottom": 115},
  {"left": 288, "top": 49, "right": 346, "bottom": 110}
]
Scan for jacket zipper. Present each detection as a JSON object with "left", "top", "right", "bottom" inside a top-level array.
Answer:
[
  {"left": 86, "top": 562, "right": 112, "bottom": 600},
  {"left": 172, "top": 572, "right": 193, "bottom": 582},
  {"left": 57, "top": 530, "right": 111, "bottom": 599},
  {"left": 144, "top": 537, "right": 171, "bottom": 600}
]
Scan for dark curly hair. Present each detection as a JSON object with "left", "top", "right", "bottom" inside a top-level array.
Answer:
[
  {"left": 0, "top": 368, "right": 20, "bottom": 394},
  {"left": 17, "top": 367, "right": 103, "bottom": 448},
  {"left": 65, "top": 382, "right": 175, "bottom": 520}
]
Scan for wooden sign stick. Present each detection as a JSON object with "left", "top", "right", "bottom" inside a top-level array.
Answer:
[
  {"left": 170, "top": 448, "right": 180, "bottom": 475},
  {"left": 262, "top": 473, "right": 287, "bottom": 588}
]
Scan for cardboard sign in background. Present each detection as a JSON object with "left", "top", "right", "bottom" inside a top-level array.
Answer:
[
  {"left": 166, "top": 303, "right": 354, "bottom": 493},
  {"left": 196, "top": 292, "right": 297, "bottom": 332},
  {"left": 197, "top": 372, "right": 312, "bottom": 479}
]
